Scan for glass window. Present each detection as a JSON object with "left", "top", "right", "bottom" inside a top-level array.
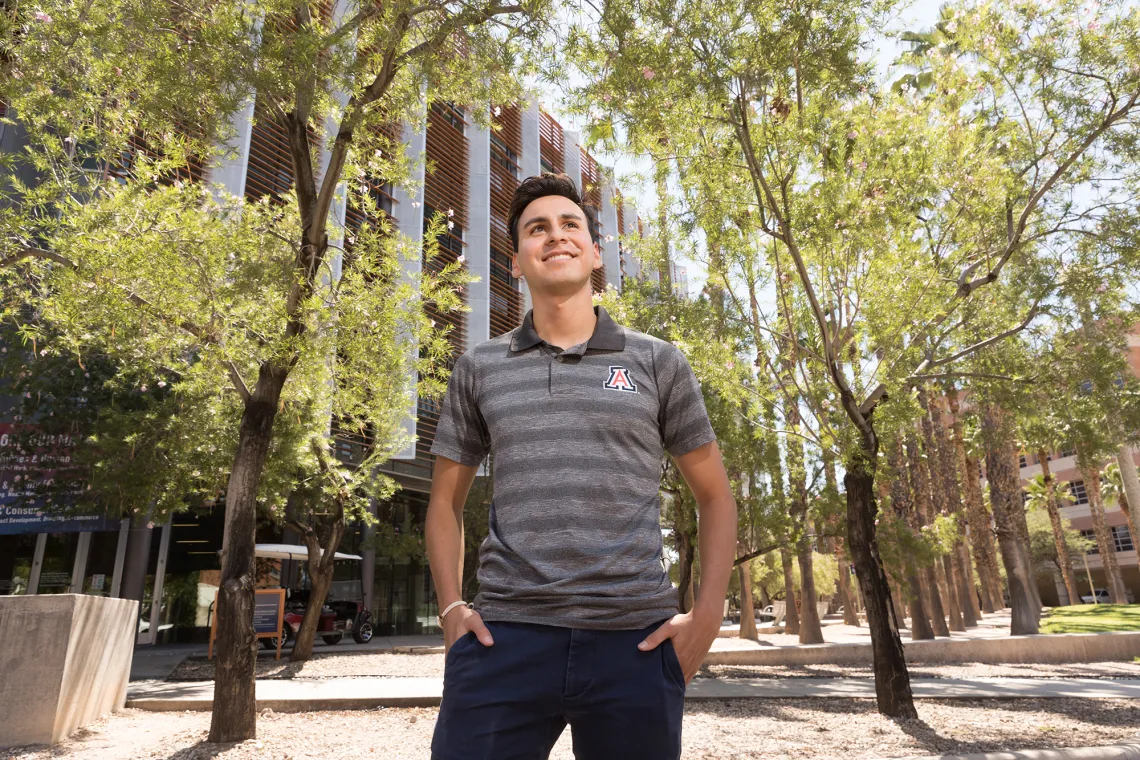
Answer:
[
  {"left": 37, "top": 532, "right": 79, "bottom": 594},
  {"left": 1112, "top": 525, "right": 1134, "bottom": 553},
  {"left": 1068, "top": 480, "right": 1088, "bottom": 505},
  {"left": 0, "top": 533, "right": 38, "bottom": 595},
  {"left": 491, "top": 134, "right": 520, "bottom": 179},
  {"left": 1080, "top": 529, "right": 1098, "bottom": 554},
  {"left": 83, "top": 529, "right": 123, "bottom": 596}
]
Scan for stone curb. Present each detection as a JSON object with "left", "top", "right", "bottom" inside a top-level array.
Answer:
[
  {"left": 125, "top": 676, "right": 1140, "bottom": 712},
  {"left": 885, "top": 743, "right": 1140, "bottom": 760},
  {"left": 705, "top": 631, "right": 1140, "bottom": 667}
]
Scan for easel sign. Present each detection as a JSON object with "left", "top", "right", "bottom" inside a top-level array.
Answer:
[{"left": 208, "top": 588, "right": 286, "bottom": 661}]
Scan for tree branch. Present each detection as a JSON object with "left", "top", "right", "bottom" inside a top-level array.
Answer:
[
  {"left": 0, "top": 246, "right": 79, "bottom": 270},
  {"left": 919, "top": 305, "right": 1040, "bottom": 374},
  {"left": 734, "top": 542, "right": 781, "bottom": 567},
  {"left": 955, "top": 91, "right": 1139, "bottom": 298},
  {"left": 224, "top": 360, "right": 252, "bottom": 403}
]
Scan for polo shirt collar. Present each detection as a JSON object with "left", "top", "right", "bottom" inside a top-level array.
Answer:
[{"left": 510, "top": 305, "right": 625, "bottom": 353}]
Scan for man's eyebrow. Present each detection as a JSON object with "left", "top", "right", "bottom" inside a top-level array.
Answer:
[{"left": 522, "top": 211, "right": 584, "bottom": 229}]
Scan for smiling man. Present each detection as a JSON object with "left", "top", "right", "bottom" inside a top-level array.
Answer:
[{"left": 425, "top": 173, "right": 737, "bottom": 760}]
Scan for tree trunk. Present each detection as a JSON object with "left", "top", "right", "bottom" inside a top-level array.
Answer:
[
  {"left": 738, "top": 558, "right": 757, "bottom": 641},
  {"left": 957, "top": 542, "right": 982, "bottom": 619},
  {"left": 780, "top": 547, "right": 800, "bottom": 634},
  {"left": 1118, "top": 489, "right": 1139, "bottom": 567},
  {"left": 834, "top": 538, "right": 860, "bottom": 626},
  {"left": 905, "top": 437, "right": 951, "bottom": 637},
  {"left": 904, "top": 564, "right": 934, "bottom": 640},
  {"left": 289, "top": 502, "right": 347, "bottom": 662},
  {"left": 796, "top": 539, "right": 824, "bottom": 644},
  {"left": 918, "top": 388, "right": 965, "bottom": 632},
  {"left": 1115, "top": 445, "right": 1140, "bottom": 550},
  {"left": 931, "top": 394, "right": 978, "bottom": 627},
  {"left": 1012, "top": 473, "right": 1043, "bottom": 611},
  {"left": 957, "top": 442, "right": 1003, "bottom": 615},
  {"left": 784, "top": 398, "right": 823, "bottom": 644},
  {"left": 1081, "top": 462, "right": 1128, "bottom": 604},
  {"left": 887, "top": 439, "right": 931, "bottom": 640},
  {"left": 982, "top": 405, "right": 1040, "bottom": 635},
  {"left": 1039, "top": 450, "right": 1081, "bottom": 606},
  {"left": 941, "top": 555, "right": 967, "bottom": 632},
  {"left": 845, "top": 454, "right": 917, "bottom": 719},
  {"left": 210, "top": 370, "right": 288, "bottom": 743},
  {"left": 675, "top": 496, "right": 697, "bottom": 614}
]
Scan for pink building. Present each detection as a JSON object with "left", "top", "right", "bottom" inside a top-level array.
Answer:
[{"left": 1013, "top": 329, "right": 1140, "bottom": 605}]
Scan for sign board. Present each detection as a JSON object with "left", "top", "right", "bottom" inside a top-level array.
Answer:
[
  {"left": 208, "top": 588, "right": 286, "bottom": 661},
  {"left": 0, "top": 422, "right": 116, "bottom": 535},
  {"left": 90, "top": 574, "right": 105, "bottom": 591}
]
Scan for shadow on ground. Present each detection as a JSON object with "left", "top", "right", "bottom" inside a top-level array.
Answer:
[{"left": 164, "top": 740, "right": 232, "bottom": 760}]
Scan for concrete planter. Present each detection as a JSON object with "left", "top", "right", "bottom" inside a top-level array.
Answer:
[{"left": 0, "top": 594, "right": 138, "bottom": 748}]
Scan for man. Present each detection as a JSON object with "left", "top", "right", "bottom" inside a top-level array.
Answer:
[{"left": 425, "top": 172, "right": 736, "bottom": 760}]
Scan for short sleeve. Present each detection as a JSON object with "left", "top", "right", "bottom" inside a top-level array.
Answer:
[
  {"left": 656, "top": 342, "right": 716, "bottom": 457},
  {"left": 430, "top": 352, "right": 490, "bottom": 466}
]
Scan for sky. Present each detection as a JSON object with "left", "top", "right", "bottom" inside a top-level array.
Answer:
[{"left": 541, "top": 0, "right": 948, "bottom": 296}]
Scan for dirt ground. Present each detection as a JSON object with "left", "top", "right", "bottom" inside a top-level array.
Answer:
[
  {"left": 167, "top": 650, "right": 1140, "bottom": 682},
  {"left": 6, "top": 699, "right": 1140, "bottom": 760}
]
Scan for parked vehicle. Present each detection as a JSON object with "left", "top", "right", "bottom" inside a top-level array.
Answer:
[
  {"left": 1079, "top": 587, "right": 1136, "bottom": 604},
  {"left": 253, "top": 544, "right": 375, "bottom": 649}
]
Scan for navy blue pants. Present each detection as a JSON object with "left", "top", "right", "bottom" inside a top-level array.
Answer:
[{"left": 431, "top": 619, "right": 686, "bottom": 760}]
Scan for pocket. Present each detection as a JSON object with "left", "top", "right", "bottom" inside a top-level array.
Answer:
[
  {"left": 663, "top": 639, "right": 686, "bottom": 691},
  {"left": 445, "top": 631, "right": 476, "bottom": 665}
]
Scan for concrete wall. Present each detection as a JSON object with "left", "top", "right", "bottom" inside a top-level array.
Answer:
[
  {"left": 0, "top": 594, "right": 138, "bottom": 748},
  {"left": 704, "top": 630, "right": 1140, "bottom": 667}
]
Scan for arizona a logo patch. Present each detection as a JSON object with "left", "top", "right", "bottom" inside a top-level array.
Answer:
[{"left": 604, "top": 365, "right": 638, "bottom": 393}]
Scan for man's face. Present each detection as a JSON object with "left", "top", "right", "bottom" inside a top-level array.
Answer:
[{"left": 512, "top": 194, "right": 602, "bottom": 295}]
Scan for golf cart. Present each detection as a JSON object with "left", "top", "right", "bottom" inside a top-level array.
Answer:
[{"left": 254, "top": 543, "right": 375, "bottom": 649}]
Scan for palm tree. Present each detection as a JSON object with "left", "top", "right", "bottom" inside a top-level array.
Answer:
[
  {"left": 1023, "top": 475, "right": 1080, "bottom": 605},
  {"left": 893, "top": 4, "right": 961, "bottom": 94},
  {"left": 1102, "top": 463, "right": 1140, "bottom": 555}
]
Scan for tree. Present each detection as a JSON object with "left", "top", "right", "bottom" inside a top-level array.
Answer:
[
  {"left": 2, "top": 0, "right": 544, "bottom": 741},
  {"left": 1103, "top": 463, "right": 1140, "bottom": 564},
  {"left": 1024, "top": 486, "right": 1093, "bottom": 600},
  {"left": 566, "top": 0, "right": 1140, "bottom": 717},
  {"left": 1023, "top": 474, "right": 1080, "bottom": 605}
]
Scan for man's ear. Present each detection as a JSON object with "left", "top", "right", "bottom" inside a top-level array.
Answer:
[
  {"left": 511, "top": 252, "right": 523, "bottom": 279},
  {"left": 593, "top": 242, "right": 603, "bottom": 270}
]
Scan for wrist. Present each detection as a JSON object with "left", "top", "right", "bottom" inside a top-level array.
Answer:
[
  {"left": 438, "top": 600, "right": 471, "bottom": 626},
  {"left": 691, "top": 600, "right": 726, "bottom": 627}
]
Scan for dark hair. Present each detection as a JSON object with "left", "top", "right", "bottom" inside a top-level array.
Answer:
[{"left": 508, "top": 172, "right": 601, "bottom": 254}]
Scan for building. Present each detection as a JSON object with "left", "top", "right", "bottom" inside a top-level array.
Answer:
[
  {"left": 1016, "top": 447, "right": 1138, "bottom": 606},
  {"left": 1008, "top": 328, "right": 1140, "bottom": 606},
  {"left": 0, "top": 96, "right": 646, "bottom": 641}
]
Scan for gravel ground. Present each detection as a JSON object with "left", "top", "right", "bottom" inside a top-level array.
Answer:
[
  {"left": 6, "top": 699, "right": 1140, "bottom": 759},
  {"left": 168, "top": 651, "right": 1140, "bottom": 682}
]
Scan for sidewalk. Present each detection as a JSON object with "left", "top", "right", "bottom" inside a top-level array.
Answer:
[
  {"left": 888, "top": 745, "right": 1140, "bottom": 760},
  {"left": 125, "top": 676, "right": 1140, "bottom": 712},
  {"left": 129, "top": 634, "right": 447, "bottom": 681}
]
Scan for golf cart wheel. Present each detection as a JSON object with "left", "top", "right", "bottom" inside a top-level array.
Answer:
[
  {"left": 322, "top": 632, "right": 344, "bottom": 645},
  {"left": 266, "top": 624, "right": 291, "bottom": 650},
  {"left": 352, "top": 620, "right": 374, "bottom": 644}
]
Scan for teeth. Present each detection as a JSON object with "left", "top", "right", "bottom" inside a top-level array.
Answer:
[{"left": 547, "top": 254, "right": 574, "bottom": 261}]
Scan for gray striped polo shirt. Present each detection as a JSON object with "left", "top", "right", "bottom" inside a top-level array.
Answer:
[{"left": 430, "top": 306, "right": 716, "bottom": 630}]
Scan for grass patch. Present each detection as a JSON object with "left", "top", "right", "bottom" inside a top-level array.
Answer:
[{"left": 1041, "top": 604, "right": 1140, "bottom": 634}]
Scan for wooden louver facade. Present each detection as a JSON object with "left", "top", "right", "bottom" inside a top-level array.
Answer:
[
  {"left": 489, "top": 105, "right": 524, "bottom": 338},
  {"left": 538, "top": 111, "right": 563, "bottom": 174},
  {"left": 580, "top": 148, "right": 607, "bottom": 294},
  {"left": 245, "top": 100, "right": 300, "bottom": 203},
  {"left": 417, "top": 101, "right": 469, "bottom": 459}
]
